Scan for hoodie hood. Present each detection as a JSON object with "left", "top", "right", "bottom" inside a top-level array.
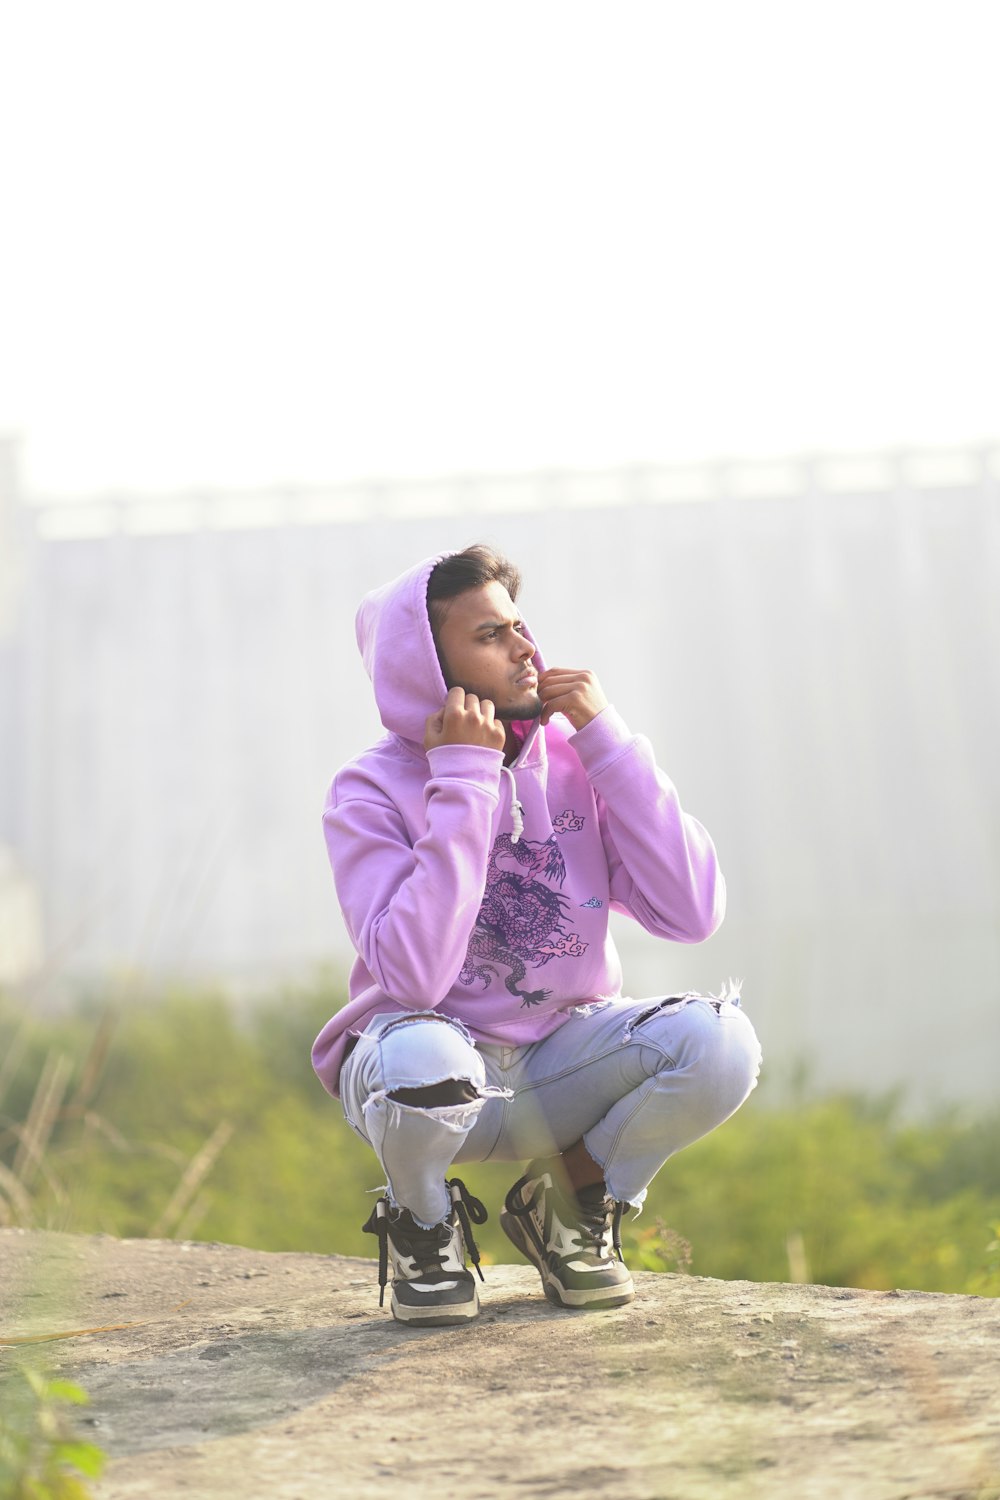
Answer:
[{"left": 355, "top": 553, "right": 546, "bottom": 748}]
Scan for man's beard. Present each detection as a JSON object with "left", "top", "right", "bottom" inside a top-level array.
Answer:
[
  {"left": 496, "top": 693, "right": 544, "bottom": 723},
  {"left": 440, "top": 663, "right": 544, "bottom": 723}
]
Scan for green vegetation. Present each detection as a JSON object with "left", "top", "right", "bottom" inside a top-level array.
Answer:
[
  {"left": 1, "top": 983, "right": 997, "bottom": 1296},
  {"left": 0, "top": 1367, "right": 105, "bottom": 1500}
]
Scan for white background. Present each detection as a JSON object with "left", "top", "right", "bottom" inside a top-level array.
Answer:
[{"left": 2, "top": 0, "right": 998, "bottom": 495}]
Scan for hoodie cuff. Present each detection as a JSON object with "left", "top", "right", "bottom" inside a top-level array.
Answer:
[
  {"left": 425, "top": 743, "right": 504, "bottom": 795},
  {"left": 568, "top": 705, "right": 635, "bottom": 775}
]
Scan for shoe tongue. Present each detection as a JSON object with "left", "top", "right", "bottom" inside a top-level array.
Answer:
[
  {"left": 575, "top": 1182, "right": 611, "bottom": 1211},
  {"left": 395, "top": 1207, "right": 449, "bottom": 1238}
]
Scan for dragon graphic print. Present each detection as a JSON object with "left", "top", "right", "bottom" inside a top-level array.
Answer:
[{"left": 459, "top": 812, "right": 590, "bottom": 1008}]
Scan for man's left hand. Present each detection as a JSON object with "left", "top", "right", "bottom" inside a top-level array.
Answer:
[{"left": 537, "top": 669, "right": 608, "bottom": 730}]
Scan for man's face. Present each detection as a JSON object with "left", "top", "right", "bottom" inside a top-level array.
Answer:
[{"left": 434, "top": 581, "right": 542, "bottom": 721}]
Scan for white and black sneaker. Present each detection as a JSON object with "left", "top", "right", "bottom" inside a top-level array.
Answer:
[
  {"left": 500, "top": 1161, "right": 635, "bottom": 1310},
  {"left": 362, "top": 1178, "right": 488, "bottom": 1326}
]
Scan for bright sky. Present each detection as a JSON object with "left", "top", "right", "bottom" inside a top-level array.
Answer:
[{"left": 1, "top": 0, "right": 997, "bottom": 496}]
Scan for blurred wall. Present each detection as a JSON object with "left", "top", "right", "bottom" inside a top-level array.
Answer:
[{"left": 3, "top": 443, "right": 998, "bottom": 1108}]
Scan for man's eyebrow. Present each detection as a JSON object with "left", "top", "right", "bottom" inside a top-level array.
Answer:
[{"left": 474, "top": 616, "right": 522, "bottom": 632}]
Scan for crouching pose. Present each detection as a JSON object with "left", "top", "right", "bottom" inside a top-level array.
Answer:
[{"left": 313, "top": 545, "right": 761, "bottom": 1324}]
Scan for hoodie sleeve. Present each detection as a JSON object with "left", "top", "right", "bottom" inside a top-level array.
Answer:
[
  {"left": 324, "top": 745, "right": 503, "bottom": 1007},
  {"left": 569, "top": 707, "right": 725, "bottom": 942}
]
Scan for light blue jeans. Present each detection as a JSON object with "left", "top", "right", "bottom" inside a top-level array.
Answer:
[{"left": 339, "top": 993, "right": 762, "bottom": 1228}]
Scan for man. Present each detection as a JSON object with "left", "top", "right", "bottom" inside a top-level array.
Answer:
[{"left": 313, "top": 545, "right": 760, "bottom": 1325}]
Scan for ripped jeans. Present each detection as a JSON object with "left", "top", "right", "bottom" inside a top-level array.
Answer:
[{"left": 339, "top": 993, "right": 762, "bottom": 1228}]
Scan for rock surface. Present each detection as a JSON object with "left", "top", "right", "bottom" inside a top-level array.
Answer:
[{"left": 2, "top": 1229, "right": 999, "bottom": 1500}]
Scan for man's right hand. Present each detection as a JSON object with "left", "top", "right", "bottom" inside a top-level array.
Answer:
[{"left": 424, "top": 686, "right": 507, "bottom": 752}]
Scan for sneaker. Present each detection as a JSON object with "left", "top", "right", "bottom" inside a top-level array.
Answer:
[
  {"left": 362, "top": 1177, "right": 488, "bottom": 1326},
  {"left": 500, "top": 1161, "right": 635, "bottom": 1310}
]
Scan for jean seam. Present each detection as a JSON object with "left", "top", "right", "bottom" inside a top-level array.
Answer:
[
  {"left": 515, "top": 1036, "right": 675, "bottom": 1098},
  {"left": 590, "top": 1082, "right": 661, "bottom": 1195},
  {"left": 474, "top": 1056, "right": 514, "bottom": 1160},
  {"left": 476, "top": 1097, "right": 511, "bottom": 1161}
]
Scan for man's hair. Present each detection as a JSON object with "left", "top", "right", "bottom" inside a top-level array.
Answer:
[{"left": 426, "top": 545, "right": 521, "bottom": 638}]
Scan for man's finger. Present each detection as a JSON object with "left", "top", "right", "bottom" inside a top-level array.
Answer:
[{"left": 538, "top": 678, "right": 582, "bottom": 699}]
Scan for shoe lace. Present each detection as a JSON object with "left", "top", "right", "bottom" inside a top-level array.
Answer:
[
  {"left": 361, "top": 1179, "right": 488, "bottom": 1307},
  {"left": 574, "top": 1186, "right": 627, "bottom": 1263},
  {"left": 507, "top": 1175, "right": 627, "bottom": 1264},
  {"left": 448, "top": 1176, "right": 488, "bottom": 1277}
]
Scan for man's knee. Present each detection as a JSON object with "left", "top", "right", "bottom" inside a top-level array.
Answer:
[
  {"left": 641, "top": 997, "right": 762, "bottom": 1114},
  {"left": 373, "top": 1011, "right": 487, "bottom": 1097},
  {"left": 686, "top": 1004, "right": 762, "bottom": 1115}
]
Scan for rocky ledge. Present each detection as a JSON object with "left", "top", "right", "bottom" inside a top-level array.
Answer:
[{"left": 1, "top": 1229, "right": 998, "bottom": 1499}]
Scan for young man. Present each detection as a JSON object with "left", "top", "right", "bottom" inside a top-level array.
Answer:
[{"left": 313, "top": 545, "right": 760, "bottom": 1324}]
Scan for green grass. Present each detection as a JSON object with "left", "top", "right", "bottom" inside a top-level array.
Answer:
[
  {"left": 0, "top": 1366, "right": 105, "bottom": 1500},
  {"left": 1, "top": 983, "right": 997, "bottom": 1296}
]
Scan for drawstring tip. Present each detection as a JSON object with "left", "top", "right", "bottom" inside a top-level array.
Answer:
[{"left": 500, "top": 765, "right": 525, "bottom": 843}]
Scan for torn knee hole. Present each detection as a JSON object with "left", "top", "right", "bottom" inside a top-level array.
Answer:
[
  {"left": 621, "top": 994, "right": 697, "bottom": 1041},
  {"left": 387, "top": 1080, "right": 480, "bottom": 1108}
]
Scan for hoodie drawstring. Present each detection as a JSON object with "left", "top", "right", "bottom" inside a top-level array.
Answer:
[{"left": 500, "top": 765, "right": 524, "bottom": 844}]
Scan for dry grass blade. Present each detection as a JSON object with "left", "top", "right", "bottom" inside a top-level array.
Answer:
[
  {"left": 80, "top": 1109, "right": 131, "bottom": 1151},
  {"left": 0, "top": 1300, "right": 193, "bottom": 1346},
  {"left": 0, "top": 1158, "right": 35, "bottom": 1225},
  {"left": 11, "top": 1050, "right": 73, "bottom": 1189},
  {"left": 786, "top": 1229, "right": 811, "bottom": 1284},
  {"left": 65, "top": 1005, "right": 120, "bottom": 1119},
  {"left": 173, "top": 1188, "right": 213, "bottom": 1243},
  {"left": 0, "top": 1009, "right": 32, "bottom": 1112},
  {"left": 151, "top": 1120, "right": 233, "bottom": 1239}
]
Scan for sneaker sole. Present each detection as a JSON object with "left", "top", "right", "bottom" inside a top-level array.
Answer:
[
  {"left": 390, "top": 1290, "right": 481, "bottom": 1327},
  {"left": 500, "top": 1209, "right": 635, "bottom": 1310}
]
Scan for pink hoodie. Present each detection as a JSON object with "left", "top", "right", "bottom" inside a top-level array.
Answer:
[{"left": 312, "top": 554, "right": 725, "bottom": 1097}]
